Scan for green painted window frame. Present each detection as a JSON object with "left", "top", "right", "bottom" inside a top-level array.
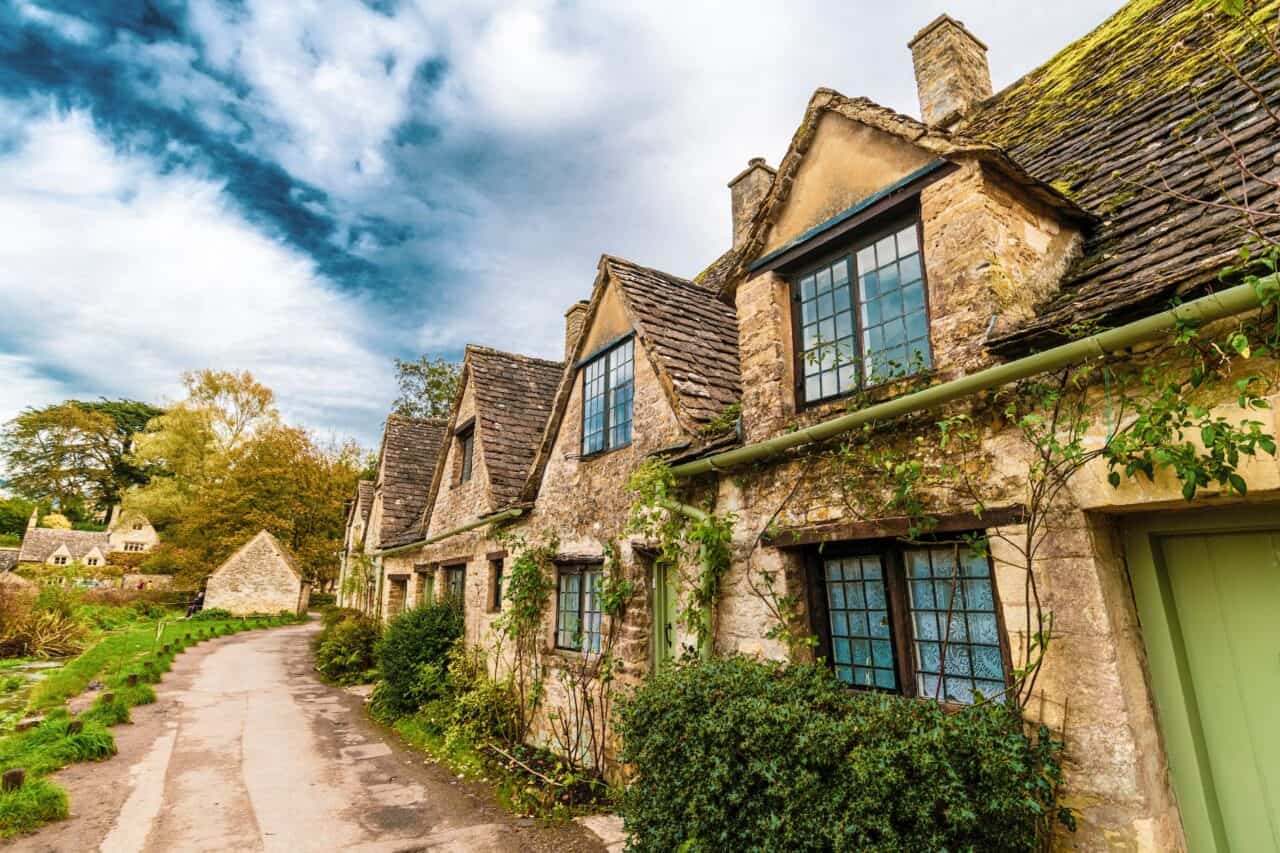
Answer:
[{"left": 445, "top": 564, "right": 466, "bottom": 605}]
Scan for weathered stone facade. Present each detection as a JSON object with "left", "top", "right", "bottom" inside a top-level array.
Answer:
[
  {"left": 205, "top": 530, "right": 310, "bottom": 616},
  {"left": 342, "top": 4, "right": 1280, "bottom": 848}
]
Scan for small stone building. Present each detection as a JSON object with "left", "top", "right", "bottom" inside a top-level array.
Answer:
[{"left": 205, "top": 530, "right": 311, "bottom": 616}]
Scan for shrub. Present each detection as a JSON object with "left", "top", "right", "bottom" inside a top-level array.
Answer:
[
  {"left": 314, "top": 613, "right": 379, "bottom": 685},
  {"left": 616, "top": 657, "right": 1068, "bottom": 853},
  {"left": 189, "top": 608, "right": 232, "bottom": 621},
  {"left": 309, "top": 592, "right": 336, "bottom": 609},
  {"left": 373, "top": 602, "right": 463, "bottom": 719}
]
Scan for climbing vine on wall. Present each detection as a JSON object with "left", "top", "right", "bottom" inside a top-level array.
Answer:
[
  {"left": 628, "top": 460, "right": 734, "bottom": 654},
  {"left": 490, "top": 532, "right": 557, "bottom": 741}
]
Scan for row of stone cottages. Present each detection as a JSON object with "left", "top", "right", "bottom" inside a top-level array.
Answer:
[{"left": 338, "top": 3, "right": 1280, "bottom": 850}]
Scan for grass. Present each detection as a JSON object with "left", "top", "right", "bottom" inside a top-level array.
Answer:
[{"left": 0, "top": 611, "right": 305, "bottom": 839}]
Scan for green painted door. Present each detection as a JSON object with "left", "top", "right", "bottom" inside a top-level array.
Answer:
[
  {"left": 1125, "top": 508, "right": 1280, "bottom": 852},
  {"left": 652, "top": 561, "right": 677, "bottom": 671}
]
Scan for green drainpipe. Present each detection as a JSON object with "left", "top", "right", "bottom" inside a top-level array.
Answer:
[
  {"left": 376, "top": 507, "right": 525, "bottom": 557},
  {"left": 671, "top": 279, "right": 1271, "bottom": 479},
  {"left": 656, "top": 498, "right": 716, "bottom": 660}
]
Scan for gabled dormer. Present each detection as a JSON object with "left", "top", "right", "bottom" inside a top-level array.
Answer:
[
  {"left": 521, "top": 255, "right": 742, "bottom": 524},
  {"left": 419, "top": 346, "right": 563, "bottom": 538},
  {"left": 724, "top": 81, "right": 1091, "bottom": 441}
]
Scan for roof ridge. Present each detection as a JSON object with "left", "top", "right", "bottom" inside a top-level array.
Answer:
[{"left": 466, "top": 343, "right": 564, "bottom": 367}]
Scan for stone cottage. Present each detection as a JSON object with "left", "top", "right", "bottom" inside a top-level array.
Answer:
[
  {"left": 336, "top": 480, "right": 374, "bottom": 609},
  {"left": 204, "top": 530, "right": 310, "bottom": 616},
  {"left": 348, "top": 2, "right": 1280, "bottom": 849},
  {"left": 16, "top": 508, "right": 158, "bottom": 571}
]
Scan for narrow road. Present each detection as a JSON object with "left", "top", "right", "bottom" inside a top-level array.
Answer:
[{"left": 9, "top": 621, "right": 606, "bottom": 853}]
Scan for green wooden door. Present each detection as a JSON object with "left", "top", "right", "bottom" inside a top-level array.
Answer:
[
  {"left": 1125, "top": 508, "right": 1280, "bottom": 852},
  {"left": 652, "top": 561, "right": 677, "bottom": 671}
]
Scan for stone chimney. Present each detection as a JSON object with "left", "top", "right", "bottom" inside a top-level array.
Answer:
[
  {"left": 564, "top": 300, "right": 589, "bottom": 361},
  {"left": 728, "top": 157, "right": 775, "bottom": 249},
  {"left": 908, "top": 14, "right": 992, "bottom": 128}
]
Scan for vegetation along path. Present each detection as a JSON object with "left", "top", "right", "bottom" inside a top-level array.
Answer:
[{"left": 9, "top": 621, "right": 604, "bottom": 852}]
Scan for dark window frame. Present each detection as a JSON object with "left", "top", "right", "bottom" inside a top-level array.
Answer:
[
  {"left": 803, "top": 536, "right": 1013, "bottom": 705},
  {"left": 788, "top": 211, "right": 933, "bottom": 408},
  {"left": 554, "top": 562, "right": 603, "bottom": 653},
  {"left": 580, "top": 336, "right": 635, "bottom": 457},
  {"left": 455, "top": 423, "right": 475, "bottom": 485},
  {"left": 444, "top": 563, "right": 466, "bottom": 605},
  {"left": 489, "top": 558, "right": 504, "bottom": 612}
]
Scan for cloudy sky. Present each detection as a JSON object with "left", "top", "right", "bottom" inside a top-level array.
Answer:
[{"left": 0, "top": 0, "right": 1123, "bottom": 446}]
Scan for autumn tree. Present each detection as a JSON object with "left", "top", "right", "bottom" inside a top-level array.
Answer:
[
  {"left": 392, "top": 356, "right": 461, "bottom": 419},
  {"left": 127, "top": 369, "right": 362, "bottom": 587},
  {"left": 0, "top": 399, "right": 163, "bottom": 514}
]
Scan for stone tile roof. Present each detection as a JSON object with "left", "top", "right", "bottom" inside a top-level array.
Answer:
[
  {"left": 357, "top": 480, "right": 374, "bottom": 527},
  {"left": 16, "top": 528, "right": 109, "bottom": 563},
  {"left": 212, "top": 530, "right": 304, "bottom": 583},
  {"left": 605, "top": 256, "right": 743, "bottom": 428},
  {"left": 377, "top": 416, "right": 447, "bottom": 549},
  {"left": 964, "top": 0, "right": 1280, "bottom": 350},
  {"left": 0, "top": 548, "right": 18, "bottom": 573},
  {"left": 468, "top": 346, "right": 565, "bottom": 508}
]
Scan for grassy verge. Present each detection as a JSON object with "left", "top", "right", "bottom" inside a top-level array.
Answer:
[{"left": 0, "top": 613, "right": 305, "bottom": 839}]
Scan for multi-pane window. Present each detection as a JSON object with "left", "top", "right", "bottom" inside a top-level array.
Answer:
[
  {"left": 795, "top": 219, "right": 931, "bottom": 403},
  {"left": 812, "top": 540, "right": 1007, "bottom": 705},
  {"left": 445, "top": 565, "right": 466, "bottom": 605},
  {"left": 86, "top": 558, "right": 99, "bottom": 567},
  {"left": 52, "top": 555, "right": 68, "bottom": 566},
  {"left": 582, "top": 338, "right": 634, "bottom": 455},
  {"left": 458, "top": 428, "right": 474, "bottom": 484},
  {"left": 124, "top": 542, "right": 145, "bottom": 553},
  {"left": 555, "top": 564, "right": 603, "bottom": 652}
]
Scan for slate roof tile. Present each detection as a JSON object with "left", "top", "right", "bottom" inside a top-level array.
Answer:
[
  {"left": 467, "top": 346, "right": 564, "bottom": 508},
  {"left": 604, "top": 256, "right": 742, "bottom": 427},
  {"left": 378, "top": 416, "right": 447, "bottom": 548},
  {"left": 962, "top": 0, "right": 1280, "bottom": 349},
  {"left": 16, "top": 528, "right": 110, "bottom": 564}
]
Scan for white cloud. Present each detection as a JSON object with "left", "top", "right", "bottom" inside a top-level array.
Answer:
[
  {"left": 0, "top": 103, "right": 394, "bottom": 442},
  {"left": 15, "top": 1, "right": 99, "bottom": 45}
]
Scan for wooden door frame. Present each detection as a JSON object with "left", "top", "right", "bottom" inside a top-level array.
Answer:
[{"left": 1123, "top": 503, "right": 1280, "bottom": 853}]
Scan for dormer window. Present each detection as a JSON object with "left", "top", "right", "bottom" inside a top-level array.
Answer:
[
  {"left": 124, "top": 542, "right": 145, "bottom": 553},
  {"left": 86, "top": 557, "right": 99, "bottom": 567},
  {"left": 581, "top": 337, "right": 634, "bottom": 455},
  {"left": 52, "top": 555, "right": 68, "bottom": 566},
  {"left": 794, "top": 217, "right": 931, "bottom": 404},
  {"left": 456, "top": 424, "right": 475, "bottom": 484}
]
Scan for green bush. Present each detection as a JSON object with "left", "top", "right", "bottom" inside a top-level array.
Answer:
[
  {"left": 615, "top": 656, "right": 1068, "bottom": 853},
  {"left": 309, "top": 592, "right": 336, "bottom": 609},
  {"left": 314, "top": 613, "right": 379, "bottom": 685},
  {"left": 373, "top": 602, "right": 463, "bottom": 719},
  {"left": 189, "top": 608, "right": 232, "bottom": 621}
]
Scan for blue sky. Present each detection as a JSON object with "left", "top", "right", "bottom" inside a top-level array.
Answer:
[{"left": 0, "top": 0, "right": 1122, "bottom": 446}]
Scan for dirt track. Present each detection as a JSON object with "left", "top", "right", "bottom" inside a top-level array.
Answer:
[{"left": 6, "top": 621, "right": 605, "bottom": 853}]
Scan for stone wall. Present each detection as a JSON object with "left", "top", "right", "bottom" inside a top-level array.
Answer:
[{"left": 205, "top": 534, "right": 307, "bottom": 615}]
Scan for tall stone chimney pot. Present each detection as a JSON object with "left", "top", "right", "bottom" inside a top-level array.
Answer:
[
  {"left": 908, "top": 14, "right": 992, "bottom": 128},
  {"left": 728, "top": 157, "right": 775, "bottom": 249}
]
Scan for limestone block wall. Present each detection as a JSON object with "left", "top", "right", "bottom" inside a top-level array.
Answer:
[{"left": 205, "top": 535, "right": 307, "bottom": 615}]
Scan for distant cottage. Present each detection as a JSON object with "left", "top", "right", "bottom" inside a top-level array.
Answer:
[
  {"left": 16, "top": 508, "right": 158, "bottom": 571},
  {"left": 204, "top": 530, "right": 310, "bottom": 616}
]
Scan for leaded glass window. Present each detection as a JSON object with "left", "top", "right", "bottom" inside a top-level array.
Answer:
[
  {"left": 556, "top": 565, "right": 603, "bottom": 652},
  {"left": 905, "top": 546, "right": 1006, "bottom": 704},
  {"left": 582, "top": 338, "right": 634, "bottom": 455},
  {"left": 446, "top": 565, "right": 466, "bottom": 605},
  {"left": 822, "top": 555, "right": 897, "bottom": 690},
  {"left": 793, "top": 218, "right": 931, "bottom": 403},
  {"left": 812, "top": 539, "right": 1006, "bottom": 705}
]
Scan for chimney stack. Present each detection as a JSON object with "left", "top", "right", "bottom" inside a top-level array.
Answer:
[
  {"left": 564, "top": 300, "right": 589, "bottom": 361},
  {"left": 908, "top": 14, "right": 992, "bottom": 128},
  {"left": 26, "top": 509, "right": 37, "bottom": 530},
  {"left": 728, "top": 157, "right": 775, "bottom": 248}
]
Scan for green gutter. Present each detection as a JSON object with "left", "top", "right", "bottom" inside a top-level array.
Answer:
[
  {"left": 376, "top": 507, "right": 525, "bottom": 557},
  {"left": 671, "top": 279, "right": 1271, "bottom": 479}
]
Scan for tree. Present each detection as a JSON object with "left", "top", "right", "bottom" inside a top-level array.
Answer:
[
  {"left": 0, "top": 399, "right": 163, "bottom": 511},
  {"left": 0, "top": 497, "right": 36, "bottom": 539},
  {"left": 127, "top": 369, "right": 363, "bottom": 587},
  {"left": 41, "top": 513, "right": 71, "bottom": 530},
  {"left": 392, "top": 356, "right": 461, "bottom": 419}
]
